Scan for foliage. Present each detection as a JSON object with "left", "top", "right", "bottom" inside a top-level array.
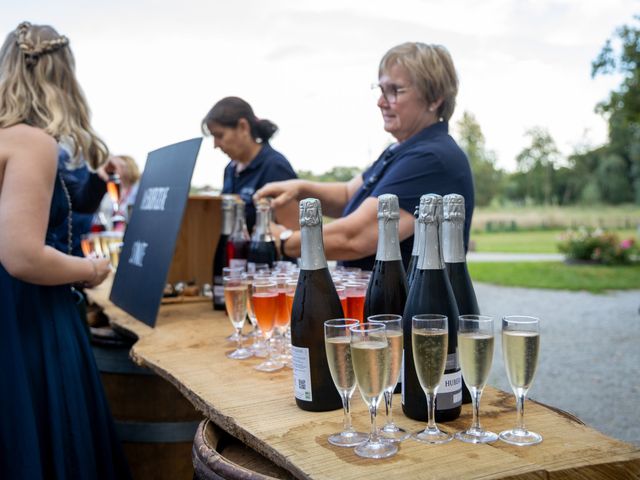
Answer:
[
  {"left": 557, "top": 228, "right": 638, "bottom": 265},
  {"left": 455, "top": 111, "right": 503, "bottom": 206},
  {"left": 468, "top": 261, "right": 640, "bottom": 293},
  {"left": 297, "top": 166, "right": 362, "bottom": 183}
]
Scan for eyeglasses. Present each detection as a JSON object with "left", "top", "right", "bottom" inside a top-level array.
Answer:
[{"left": 372, "top": 83, "right": 410, "bottom": 104}]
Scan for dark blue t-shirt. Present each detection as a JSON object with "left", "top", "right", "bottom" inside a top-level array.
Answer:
[
  {"left": 222, "top": 143, "right": 297, "bottom": 232},
  {"left": 341, "top": 121, "right": 474, "bottom": 271}
]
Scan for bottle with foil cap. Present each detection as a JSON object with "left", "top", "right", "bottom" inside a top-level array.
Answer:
[
  {"left": 406, "top": 203, "right": 422, "bottom": 287},
  {"left": 213, "top": 194, "right": 237, "bottom": 310},
  {"left": 402, "top": 194, "right": 462, "bottom": 422},
  {"left": 247, "top": 197, "right": 277, "bottom": 272},
  {"left": 227, "top": 200, "right": 250, "bottom": 271},
  {"left": 443, "top": 193, "right": 477, "bottom": 405},
  {"left": 290, "top": 198, "right": 343, "bottom": 412},
  {"left": 363, "top": 194, "right": 408, "bottom": 319}
]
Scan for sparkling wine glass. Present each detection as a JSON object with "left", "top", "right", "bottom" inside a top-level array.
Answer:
[
  {"left": 223, "top": 267, "right": 245, "bottom": 343},
  {"left": 455, "top": 314, "right": 498, "bottom": 443},
  {"left": 252, "top": 280, "right": 284, "bottom": 372},
  {"left": 411, "top": 314, "right": 452, "bottom": 444},
  {"left": 367, "top": 314, "right": 409, "bottom": 442},
  {"left": 350, "top": 322, "right": 397, "bottom": 459},
  {"left": 223, "top": 275, "right": 252, "bottom": 360},
  {"left": 499, "top": 315, "right": 542, "bottom": 446},
  {"left": 244, "top": 273, "right": 267, "bottom": 357},
  {"left": 323, "top": 319, "right": 368, "bottom": 447},
  {"left": 345, "top": 282, "right": 366, "bottom": 321}
]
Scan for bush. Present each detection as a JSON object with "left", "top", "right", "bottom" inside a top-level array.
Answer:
[{"left": 557, "top": 228, "right": 638, "bottom": 265}]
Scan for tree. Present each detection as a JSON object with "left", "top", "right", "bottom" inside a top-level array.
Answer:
[
  {"left": 515, "top": 127, "right": 561, "bottom": 205},
  {"left": 592, "top": 15, "right": 640, "bottom": 203},
  {"left": 455, "top": 111, "right": 503, "bottom": 206}
]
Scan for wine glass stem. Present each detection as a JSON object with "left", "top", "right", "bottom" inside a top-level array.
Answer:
[
  {"left": 426, "top": 391, "right": 437, "bottom": 430},
  {"left": 340, "top": 393, "right": 354, "bottom": 433},
  {"left": 368, "top": 402, "right": 380, "bottom": 442},
  {"left": 236, "top": 327, "right": 244, "bottom": 350},
  {"left": 515, "top": 393, "right": 526, "bottom": 432},
  {"left": 384, "top": 390, "right": 394, "bottom": 426},
  {"left": 471, "top": 387, "right": 482, "bottom": 430}
]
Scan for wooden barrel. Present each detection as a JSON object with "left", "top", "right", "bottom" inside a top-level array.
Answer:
[
  {"left": 192, "top": 419, "right": 294, "bottom": 480},
  {"left": 91, "top": 326, "right": 202, "bottom": 480}
]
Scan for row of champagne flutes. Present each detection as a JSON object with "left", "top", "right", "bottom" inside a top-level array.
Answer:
[
  {"left": 222, "top": 262, "right": 299, "bottom": 372},
  {"left": 324, "top": 314, "right": 541, "bottom": 459}
]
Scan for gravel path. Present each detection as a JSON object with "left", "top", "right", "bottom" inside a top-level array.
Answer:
[{"left": 475, "top": 282, "right": 640, "bottom": 446}]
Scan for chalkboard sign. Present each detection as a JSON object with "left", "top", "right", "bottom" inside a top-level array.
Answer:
[{"left": 110, "top": 137, "right": 202, "bottom": 327}]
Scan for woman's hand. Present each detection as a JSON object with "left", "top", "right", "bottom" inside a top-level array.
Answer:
[
  {"left": 84, "top": 257, "right": 111, "bottom": 288},
  {"left": 254, "top": 179, "right": 304, "bottom": 209}
]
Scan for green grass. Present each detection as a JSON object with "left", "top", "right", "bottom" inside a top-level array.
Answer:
[
  {"left": 471, "top": 229, "right": 637, "bottom": 254},
  {"left": 468, "top": 262, "right": 640, "bottom": 293}
]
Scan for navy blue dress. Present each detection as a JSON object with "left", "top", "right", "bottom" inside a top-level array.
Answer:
[{"left": 0, "top": 174, "right": 131, "bottom": 479}]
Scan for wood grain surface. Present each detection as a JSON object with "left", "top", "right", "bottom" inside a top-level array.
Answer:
[{"left": 89, "top": 278, "right": 640, "bottom": 480}]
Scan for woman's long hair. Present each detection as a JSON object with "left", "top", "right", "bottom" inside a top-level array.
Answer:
[{"left": 0, "top": 22, "right": 108, "bottom": 169}]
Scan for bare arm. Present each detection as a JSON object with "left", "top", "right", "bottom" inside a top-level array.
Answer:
[
  {"left": 0, "top": 126, "right": 110, "bottom": 286},
  {"left": 255, "top": 175, "right": 364, "bottom": 220},
  {"left": 280, "top": 196, "right": 415, "bottom": 261}
]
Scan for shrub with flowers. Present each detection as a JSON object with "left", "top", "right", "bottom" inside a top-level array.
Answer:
[{"left": 557, "top": 228, "right": 638, "bottom": 265}]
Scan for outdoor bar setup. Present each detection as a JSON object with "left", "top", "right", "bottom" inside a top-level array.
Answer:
[{"left": 87, "top": 139, "right": 640, "bottom": 479}]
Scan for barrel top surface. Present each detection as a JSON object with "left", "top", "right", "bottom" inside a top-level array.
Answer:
[{"left": 89, "top": 278, "right": 640, "bottom": 480}]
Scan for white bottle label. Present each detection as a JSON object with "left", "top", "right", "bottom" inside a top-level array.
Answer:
[
  {"left": 229, "top": 259, "right": 247, "bottom": 269},
  {"left": 213, "top": 285, "right": 224, "bottom": 299},
  {"left": 437, "top": 370, "right": 462, "bottom": 410},
  {"left": 292, "top": 345, "right": 312, "bottom": 401}
]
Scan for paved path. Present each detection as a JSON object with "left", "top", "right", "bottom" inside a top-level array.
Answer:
[{"left": 475, "top": 282, "right": 640, "bottom": 446}]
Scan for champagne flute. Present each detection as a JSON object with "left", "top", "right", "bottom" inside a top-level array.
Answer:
[
  {"left": 223, "top": 267, "right": 245, "bottom": 343},
  {"left": 455, "top": 315, "right": 498, "bottom": 443},
  {"left": 499, "top": 315, "right": 542, "bottom": 446},
  {"left": 345, "top": 282, "right": 366, "bottom": 321},
  {"left": 350, "top": 322, "right": 397, "bottom": 459},
  {"left": 368, "top": 314, "right": 409, "bottom": 442},
  {"left": 245, "top": 273, "right": 267, "bottom": 357},
  {"left": 223, "top": 275, "right": 252, "bottom": 360},
  {"left": 324, "top": 319, "right": 368, "bottom": 447},
  {"left": 252, "top": 280, "right": 284, "bottom": 372},
  {"left": 411, "top": 314, "right": 452, "bottom": 444}
]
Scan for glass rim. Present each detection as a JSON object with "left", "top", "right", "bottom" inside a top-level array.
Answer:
[
  {"left": 502, "top": 315, "right": 540, "bottom": 324},
  {"left": 412, "top": 313, "right": 447, "bottom": 321},
  {"left": 459, "top": 314, "right": 494, "bottom": 323},
  {"left": 349, "top": 321, "right": 386, "bottom": 333},
  {"left": 324, "top": 318, "right": 360, "bottom": 328},
  {"left": 368, "top": 314, "right": 402, "bottom": 323}
]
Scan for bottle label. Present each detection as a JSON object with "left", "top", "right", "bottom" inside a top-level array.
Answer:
[
  {"left": 229, "top": 259, "right": 247, "bottom": 269},
  {"left": 436, "top": 370, "right": 462, "bottom": 410},
  {"left": 291, "top": 346, "right": 312, "bottom": 401},
  {"left": 213, "top": 285, "right": 224, "bottom": 304},
  {"left": 247, "top": 262, "right": 256, "bottom": 273}
]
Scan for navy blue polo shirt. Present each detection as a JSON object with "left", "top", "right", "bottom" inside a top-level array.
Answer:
[
  {"left": 341, "top": 121, "right": 474, "bottom": 271},
  {"left": 222, "top": 143, "right": 297, "bottom": 232}
]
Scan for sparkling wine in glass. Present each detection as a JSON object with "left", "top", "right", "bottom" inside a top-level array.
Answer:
[
  {"left": 252, "top": 280, "right": 284, "bottom": 372},
  {"left": 324, "top": 319, "right": 368, "bottom": 447},
  {"left": 224, "top": 275, "right": 252, "bottom": 360},
  {"left": 411, "top": 314, "right": 452, "bottom": 444},
  {"left": 345, "top": 282, "right": 366, "bottom": 321},
  {"left": 499, "top": 315, "right": 542, "bottom": 446},
  {"left": 245, "top": 273, "right": 267, "bottom": 357},
  {"left": 455, "top": 314, "right": 498, "bottom": 443},
  {"left": 350, "top": 322, "right": 397, "bottom": 459},
  {"left": 368, "top": 314, "right": 409, "bottom": 442}
]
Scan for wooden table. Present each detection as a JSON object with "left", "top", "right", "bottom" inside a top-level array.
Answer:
[{"left": 88, "top": 280, "right": 640, "bottom": 479}]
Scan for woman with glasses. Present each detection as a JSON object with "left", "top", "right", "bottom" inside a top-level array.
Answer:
[
  {"left": 255, "top": 42, "right": 474, "bottom": 269},
  {"left": 202, "top": 97, "right": 298, "bottom": 232},
  {"left": 0, "top": 22, "right": 131, "bottom": 479}
]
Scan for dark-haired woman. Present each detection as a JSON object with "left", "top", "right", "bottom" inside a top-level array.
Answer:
[{"left": 202, "top": 96, "right": 298, "bottom": 231}]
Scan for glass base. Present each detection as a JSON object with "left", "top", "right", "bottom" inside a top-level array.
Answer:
[
  {"left": 226, "top": 347, "right": 253, "bottom": 360},
  {"left": 226, "top": 331, "right": 242, "bottom": 343},
  {"left": 380, "top": 423, "right": 410, "bottom": 442},
  {"left": 328, "top": 430, "right": 368, "bottom": 447},
  {"left": 499, "top": 428, "right": 542, "bottom": 446},
  {"left": 455, "top": 428, "right": 498, "bottom": 444},
  {"left": 354, "top": 439, "right": 398, "bottom": 459},
  {"left": 250, "top": 340, "right": 268, "bottom": 358},
  {"left": 413, "top": 427, "right": 453, "bottom": 445},
  {"left": 254, "top": 359, "right": 284, "bottom": 372}
]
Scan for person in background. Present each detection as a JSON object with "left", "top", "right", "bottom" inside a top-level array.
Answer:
[
  {"left": 255, "top": 42, "right": 475, "bottom": 270},
  {"left": 0, "top": 21, "right": 131, "bottom": 479},
  {"left": 97, "top": 153, "right": 140, "bottom": 230},
  {"left": 202, "top": 96, "right": 298, "bottom": 232}
]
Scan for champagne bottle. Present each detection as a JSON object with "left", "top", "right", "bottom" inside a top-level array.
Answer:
[
  {"left": 247, "top": 198, "right": 278, "bottom": 271},
  {"left": 443, "top": 193, "right": 477, "bottom": 405},
  {"left": 227, "top": 200, "right": 250, "bottom": 271},
  {"left": 402, "top": 194, "right": 462, "bottom": 422},
  {"left": 364, "top": 194, "right": 408, "bottom": 318},
  {"left": 291, "top": 198, "right": 343, "bottom": 412},
  {"left": 213, "top": 195, "right": 235, "bottom": 310},
  {"left": 406, "top": 205, "right": 420, "bottom": 287}
]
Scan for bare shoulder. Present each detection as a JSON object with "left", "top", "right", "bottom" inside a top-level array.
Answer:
[{"left": 0, "top": 124, "right": 57, "bottom": 165}]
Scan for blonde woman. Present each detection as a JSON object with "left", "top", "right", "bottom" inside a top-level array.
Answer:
[{"left": 0, "top": 22, "right": 131, "bottom": 478}]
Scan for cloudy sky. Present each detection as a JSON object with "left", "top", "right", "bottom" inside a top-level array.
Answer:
[{"left": 3, "top": 1, "right": 637, "bottom": 187}]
